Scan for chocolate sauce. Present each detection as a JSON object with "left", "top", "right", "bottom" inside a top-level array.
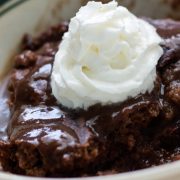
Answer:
[
  {"left": 145, "top": 18, "right": 180, "bottom": 38},
  {"left": 0, "top": 20, "right": 179, "bottom": 177},
  {"left": 0, "top": 77, "right": 10, "bottom": 141}
]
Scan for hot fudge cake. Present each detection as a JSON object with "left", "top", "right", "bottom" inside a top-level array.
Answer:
[{"left": 0, "top": 1, "right": 179, "bottom": 178}]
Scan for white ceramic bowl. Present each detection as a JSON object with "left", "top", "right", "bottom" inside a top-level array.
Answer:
[{"left": 0, "top": 0, "right": 180, "bottom": 179}]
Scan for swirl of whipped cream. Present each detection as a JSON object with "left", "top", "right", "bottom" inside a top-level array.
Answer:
[{"left": 51, "top": 1, "right": 163, "bottom": 109}]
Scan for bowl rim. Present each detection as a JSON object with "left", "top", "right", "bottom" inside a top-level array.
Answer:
[
  {"left": 0, "top": 160, "right": 180, "bottom": 180},
  {"left": 0, "top": 0, "right": 28, "bottom": 17}
]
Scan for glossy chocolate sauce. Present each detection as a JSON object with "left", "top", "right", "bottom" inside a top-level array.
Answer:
[
  {"left": 0, "top": 20, "right": 179, "bottom": 177},
  {"left": 0, "top": 77, "right": 10, "bottom": 141}
]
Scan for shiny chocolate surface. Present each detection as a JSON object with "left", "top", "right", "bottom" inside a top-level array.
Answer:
[{"left": 0, "top": 20, "right": 179, "bottom": 177}]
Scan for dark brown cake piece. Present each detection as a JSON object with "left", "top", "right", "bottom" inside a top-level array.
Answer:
[
  {"left": 146, "top": 18, "right": 180, "bottom": 38},
  {"left": 0, "top": 19, "right": 179, "bottom": 177}
]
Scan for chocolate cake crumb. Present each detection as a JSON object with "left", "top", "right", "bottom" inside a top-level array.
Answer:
[{"left": 0, "top": 19, "right": 179, "bottom": 177}]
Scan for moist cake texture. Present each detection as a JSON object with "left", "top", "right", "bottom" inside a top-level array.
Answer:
[{"left": 0, "top": 19, "right": 179, "bottom": 177}]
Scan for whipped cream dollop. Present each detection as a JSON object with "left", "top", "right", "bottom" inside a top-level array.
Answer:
[{"left": 51, "top": 1, "right": 163, "bottom": 109}]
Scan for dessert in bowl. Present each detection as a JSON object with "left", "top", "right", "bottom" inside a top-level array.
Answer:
[{"left": 0, "top": 0, "right": 179, "bottom": 179}]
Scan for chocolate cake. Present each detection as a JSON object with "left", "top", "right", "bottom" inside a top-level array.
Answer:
[{"left": 0, "top": 19, "right": 179, "bottom": 177}]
